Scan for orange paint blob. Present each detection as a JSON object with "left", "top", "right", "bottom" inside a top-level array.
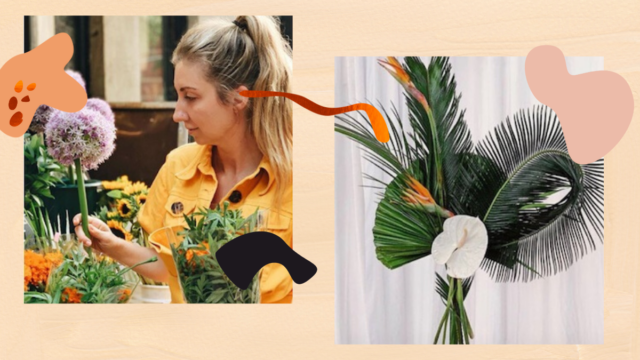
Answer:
[
  {"left": 239, "top": 90, "right": 390, "bottom": 143},
  {"left": 9, "top": 111, "right": 23, "bottom": 127}
]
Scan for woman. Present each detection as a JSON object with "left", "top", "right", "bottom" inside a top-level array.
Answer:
[{"left": 73, "top": 16, "right": 293, "bottom": 304}]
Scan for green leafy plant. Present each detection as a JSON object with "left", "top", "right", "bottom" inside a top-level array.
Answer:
[
  {"left": 24, "top": 133, "right": 64, "bottom": 240},
  {"left": 171, "top": 202, "right": 262, "bottom": 303},
  {"left": 25, "top": 242, "right": 157, "bottom": 304},
  {"left": 335, "top": 56, "right": 603, "bottom": 344}
]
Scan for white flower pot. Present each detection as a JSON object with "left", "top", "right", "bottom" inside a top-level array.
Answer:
[
  {"left": 127, "top": 284, "right": 144, "bottom": 304},
  {"left": 141, "top": 284, "right": 171, "bottom": 304}
]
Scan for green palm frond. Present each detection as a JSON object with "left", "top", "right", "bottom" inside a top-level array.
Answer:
[
  {"left": 468, "top": 106, "right": 604, "bottom": 281},
  {"left": 403, "top": 57, "right": 473, "bottom": 206}
]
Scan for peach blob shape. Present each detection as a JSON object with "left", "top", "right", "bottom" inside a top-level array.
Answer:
[
  {"left": 525, "top": 45, "right": 633, "bottom": 164},
  {"left": 0, "top": 33, "right": 87, "bottom": 138}
]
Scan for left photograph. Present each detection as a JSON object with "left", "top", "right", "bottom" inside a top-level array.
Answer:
[{"left": 23, "top": 15, "right": 294, "bottom": 304}]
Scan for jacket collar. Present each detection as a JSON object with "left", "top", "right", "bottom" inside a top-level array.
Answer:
[{"left": 174, "top": 144, "right": 275, "bottom": 196}]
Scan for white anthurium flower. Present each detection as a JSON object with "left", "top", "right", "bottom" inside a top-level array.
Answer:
[{"left": 432, "top": 215, "right": 488, "bottom": 279}]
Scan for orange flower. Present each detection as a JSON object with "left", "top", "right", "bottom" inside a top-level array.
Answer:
[
  {"left": 402, "top": 176, "right": 454, "bottom": 218},
  {"left": 378, "top": 56, "right": 430, "bottom": 112},
  {"left": 118, "top": 288, "right": 132, "bottom": 303},
  {"left": 24, "top": 264, "right": 31, "bottom": 291},
  {"left": 378, "top": 57, "right": 410, "bottom": 83},
  {"left": 61, "top": 287, "right": 82, "bottom": 303},
  {"left": 403, "top": 176, "right": 436, "bottom": 205},
  {"left": 24, "top": 250, "right": 64, "bottom": 289},
  {"left": 44, "top": 252, "right": 64, "bottom": 268},
  {"left": 186, "top": 242, "right": 210, "bottom": 263}
]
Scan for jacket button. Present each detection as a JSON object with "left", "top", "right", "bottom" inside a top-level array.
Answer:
[
  {"left": 171, "top": 202, "right": 184, "bottom": 214},
  {"left": 229, "top": 190, "right": 242, "bottom": 203}
]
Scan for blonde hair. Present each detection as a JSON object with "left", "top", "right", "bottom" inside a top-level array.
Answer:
[{"left": 172, "top": 16, "right": 292, "bottom": 210}]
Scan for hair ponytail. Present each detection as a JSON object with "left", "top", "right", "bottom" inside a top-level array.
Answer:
[{"left": 172, "top": 16, "right": 293, "bottom": 210}]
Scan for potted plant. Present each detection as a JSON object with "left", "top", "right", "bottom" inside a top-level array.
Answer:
[{"left": 152, "top": 203, "right": 262, "bottom": 303}]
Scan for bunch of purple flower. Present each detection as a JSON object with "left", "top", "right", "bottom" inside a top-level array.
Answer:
[{"left": 34, "top": 70, "right": 117, "bottom": 170}]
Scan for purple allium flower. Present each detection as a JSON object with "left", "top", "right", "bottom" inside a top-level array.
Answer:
[
  {"left": 86, "top": 98, "right": 114, "bottom": 122},
  {"left": 29, "top": 104, "right": 58, "bottom": 133},
  {"left": 66, "top": 70, "right": 86, "bottom": 91},
  {"left": 45, "top": 108, "right": 116, "bottom": 170}
]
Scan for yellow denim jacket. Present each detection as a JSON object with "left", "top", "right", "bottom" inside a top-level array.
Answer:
[{"left": 137, "top": 143, "right": 293, "bottom": 304}]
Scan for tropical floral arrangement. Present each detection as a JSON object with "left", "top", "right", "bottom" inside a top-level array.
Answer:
[
  {"left": 335, "top": 57, "right": 604, "bottom": 344},
  {"left": 171, "top": 203, "right": 262, "bottom": 303}
]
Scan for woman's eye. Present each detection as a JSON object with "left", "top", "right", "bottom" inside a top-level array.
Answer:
[{"left": 184, "top": 95, "right": 195, "bottom": 101}]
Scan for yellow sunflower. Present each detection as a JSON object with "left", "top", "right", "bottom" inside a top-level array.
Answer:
[
  {"left": 116, "top": 199, "right": 134, "bottom": 218},
  {"left": 102, "top": 175, "right": 132, "bottom": 191},
  {"left": 107, "top": 220, "right": 133, "bottom": 241},
  {"left": 123, "top": 181, "right": 148, "bottom": 196},
  {"left": 135, "top": 193, "right": 147, "bottom": 206}
]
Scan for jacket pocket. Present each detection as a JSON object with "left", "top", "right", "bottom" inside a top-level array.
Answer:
[{"left": 163, "top": 194, "right": 198, "bottom": 228}]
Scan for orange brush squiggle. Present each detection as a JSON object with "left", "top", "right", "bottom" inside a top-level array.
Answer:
[{"left": 239, "top": 90, "right": 390, "bottom": 143}]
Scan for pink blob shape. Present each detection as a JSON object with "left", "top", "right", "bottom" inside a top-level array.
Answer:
[{"left": 525, "top": 45, "right": 633, "bottom": 164}]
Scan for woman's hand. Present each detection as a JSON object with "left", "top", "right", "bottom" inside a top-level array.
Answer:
[{"left": 73, "top": 215, "right": 118, "bottom": 255}]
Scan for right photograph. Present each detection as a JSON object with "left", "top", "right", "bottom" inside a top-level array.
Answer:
[{"left": 334, "top": 56, "right": 604, "bottom": 344}]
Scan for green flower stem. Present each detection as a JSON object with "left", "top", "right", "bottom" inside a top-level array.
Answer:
[
  {"left": 434, "top": 301, "right": 449, "bottom": 344},
  {"left": 456, "top": 279, "right": 472, "bottom": 344},
  {"left": 425, "top": 107, "right": 445, "bottom": 206},
  {"left": 449, "top": 309, "right": 457, "bottom": 344},
  {"left": 434, "top": 277, "right": 474, "bottom": 345},
  {"left": 433, "top": 308, "right": 449, "bottom": 345},
  {"left": 74, "top": 159, "right": 91, "bottom": 258},
  {"left": 117, "top": 256, "right": 158, "bottom": 277},
  {"left": 434, "top": 275, "right": 461, "bottom": 344},
  {"left": 67, "top": 164, "right": 74, "bottom": 183}
]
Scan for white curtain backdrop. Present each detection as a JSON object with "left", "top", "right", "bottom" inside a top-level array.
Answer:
[{"left": 334, "top": 56, "right": 604, "bottom": 344}]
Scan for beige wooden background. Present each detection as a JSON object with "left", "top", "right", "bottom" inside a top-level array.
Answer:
[{"left": 2, "top": 1, "right": 637, "bottom": 359}]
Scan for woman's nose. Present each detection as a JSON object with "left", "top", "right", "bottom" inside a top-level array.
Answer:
[{"left": 173, "top": 108, "right": 188, "bottom": 123}]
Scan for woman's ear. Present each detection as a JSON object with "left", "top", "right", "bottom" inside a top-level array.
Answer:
[{"left": 232, "top": 85, "right": 250, "bottom": 112}]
